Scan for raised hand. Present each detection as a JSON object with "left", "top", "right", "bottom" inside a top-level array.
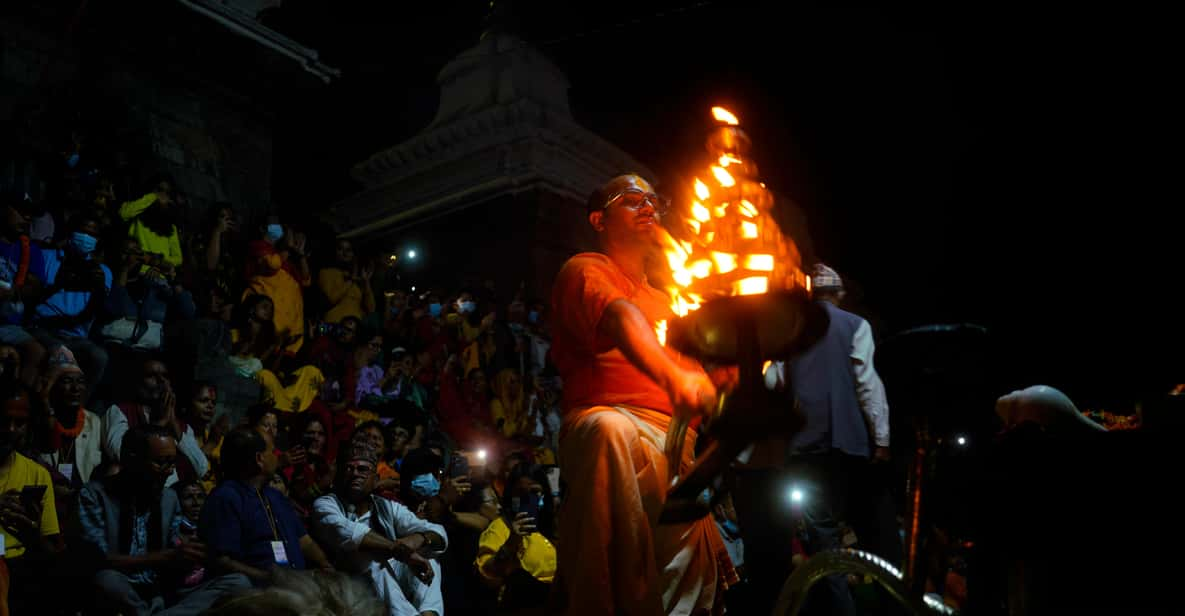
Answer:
[
  {"left": 0, "top": 491, "right": 40, "bottom": 541},
  {"left": 440, "top": 477, "right": 470, "bottom": 506},
  {"left": 282, "top": 445, "right": 307, "bottom": 468},
  {"left": 509, "top": 511, "right": 536, "bottom": 537}
]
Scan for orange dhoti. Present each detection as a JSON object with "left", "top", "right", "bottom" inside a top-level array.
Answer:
[{"left": 557, "top": 405, "right": 734, "bottom": 616}]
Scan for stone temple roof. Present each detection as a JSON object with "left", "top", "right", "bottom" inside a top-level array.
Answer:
[{"left": 331, "top": 30, "right": 651, "bottom": 239}]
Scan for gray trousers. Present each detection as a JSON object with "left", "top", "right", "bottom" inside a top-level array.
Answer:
[{"left": 94, "top": 570, "right": 251, "bottom": 616}]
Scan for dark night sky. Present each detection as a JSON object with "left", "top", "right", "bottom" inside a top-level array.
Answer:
[{"left": 267, "top": 1, "right": 1178, "bottom": 409}]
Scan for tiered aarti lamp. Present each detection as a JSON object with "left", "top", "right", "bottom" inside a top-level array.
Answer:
[{"left": 656, "top": 107, "right": 828, "bottom": 522}]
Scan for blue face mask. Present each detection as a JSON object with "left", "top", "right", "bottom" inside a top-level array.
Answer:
[
  {"left": 527, "top": 310, "right": 539, "bottom": 324},
  {"left": 410, "top": 473, "right": 441, "bottom": 497},
  {"left": 389, "top": 305, "right": 400, "bottom": 316},
  {"left": 71, "top": 232, "right": 97, "bottom": 255},
  {"left": 458, "top": 301, "right": 476, "bottom": 314},
  {"left": 66, "top": 153, "right": 80, "bottom": 169},
  {"left": 428, "top": 303, "right": 442, "bottom": 318},
  {"left": 721, "top": 520, "right": 740, "bottom": 537},
  {"left": 265, "top": 224, "right": 284, "bottom": 242}
]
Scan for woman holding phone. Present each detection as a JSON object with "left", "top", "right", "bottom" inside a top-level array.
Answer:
[{"left": 474, "top": 463, "right": 556, "bottom": 610}]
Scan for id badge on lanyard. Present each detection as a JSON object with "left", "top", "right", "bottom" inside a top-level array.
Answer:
[
  {"left": 257, "top": 489, "right": 290, "bottom": 566},
  {"left": 270, "top": 540, "right": 290, "bottom": 565}
]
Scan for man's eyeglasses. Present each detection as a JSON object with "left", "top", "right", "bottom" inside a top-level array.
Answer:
[
  {"left": 345, "top": 462, "right": 374, "bottom": 476},
  {"left": 601, "top": 188, "right": 670, "bottom": 217},
  {"left": 149, "top": 457, "right": 177, "bottom": 471}
]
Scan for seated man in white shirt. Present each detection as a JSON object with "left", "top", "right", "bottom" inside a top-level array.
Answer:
[{"left": 311, "top": 439, "right": 447, "bottom": 616}]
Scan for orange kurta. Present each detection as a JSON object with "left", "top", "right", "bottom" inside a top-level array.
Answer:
[
  {"left": 550, "top": 253, "right": 679, "bottom": 414},
  {"left": 550, "top": 252, "right": 731, "bottom": 615}
]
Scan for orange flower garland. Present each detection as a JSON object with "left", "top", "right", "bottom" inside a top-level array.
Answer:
[{"left": 50, "top": 408, "right": 87, "bottom": 449}]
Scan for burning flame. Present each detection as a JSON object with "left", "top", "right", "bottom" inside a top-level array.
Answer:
[
  {"left": 712, "top": 106, "right": 739, "bottom": 125},
  {"left": 744, "top": 254, "right": 775, "bottom": 271},
  {"left": 711, "top": 252, "right": 737, "bottom": 273},
  {"left": 735, "top": 277, "right": 768, "bottom": 295},
  {"left": 711, "top": 166, "right": 736, "bottom": 187},
  {"left": 653, "top": 106, "right": 807, "bottom": 345}
]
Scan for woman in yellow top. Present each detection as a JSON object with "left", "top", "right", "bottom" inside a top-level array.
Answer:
[
  {"left": 491, "top": 369, "right": 531, "bottom": 438},
  {"left": 475, "top": 464, "right": 557, "bottom": 610},
  {"left": 317, "top": 239, "right": 376, "bottom": 324},
  {"left": 118, "top": 176, "right": 184, "bottom": 272},
  {"left": 244, "top": 221, "right": 311, "bottom": 354},
  {"left": 229, "top": 294, "right": 323, "bottom": 413}
]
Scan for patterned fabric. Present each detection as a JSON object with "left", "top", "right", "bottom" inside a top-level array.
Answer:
[
  {"left": 811, "top": 263, "right": 843, "bottom": 290},
  {"left": 45, "top": 346, "right": 82, "bottom": 383}
]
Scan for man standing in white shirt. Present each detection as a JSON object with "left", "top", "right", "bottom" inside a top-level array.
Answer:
[
  {"left": 757, "top": 263, "right": 891, "bottom": 615},
  {"left": 311, "top": 439, "right": 447, "bottom": 616}
]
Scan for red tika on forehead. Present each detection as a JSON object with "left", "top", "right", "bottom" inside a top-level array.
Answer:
[{"left": 608, "top": 174, "right": 654, "bottom": 194}]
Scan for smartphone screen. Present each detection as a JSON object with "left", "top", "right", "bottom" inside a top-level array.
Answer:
[
  {"left": 450, "top": 454, "right": 470, "bottom": 478},
  {"left": 518, "top": 492, "right": 543, "bottom": 519},
  {"left": 545, "top": 467, "right": 561, "bottom": 497},
  {"left": 20, "top": 485, "right": 47, "bottom": 511}
]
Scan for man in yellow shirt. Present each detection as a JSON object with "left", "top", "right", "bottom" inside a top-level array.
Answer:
[
  {"left": 118, "top": 175, "right": 184, "bottom": 274},
  {"left": 1, "top": 385, "right": 61, "bottom": 614}
]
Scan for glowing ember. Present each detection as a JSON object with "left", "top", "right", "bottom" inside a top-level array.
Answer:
[{"left": 653, "top": 106, "right": 807, "bottom": 344}]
